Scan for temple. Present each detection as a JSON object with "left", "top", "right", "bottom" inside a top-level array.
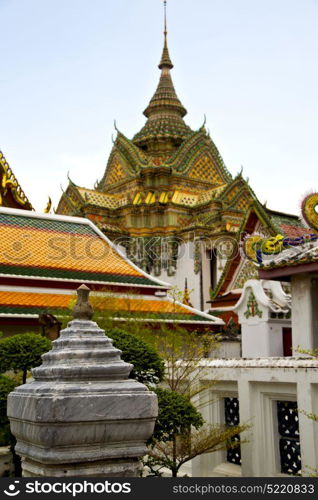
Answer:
[
  {"left": 0, "top": 151, "right": 33, "bottom": 211},
  {"left": 56, "top": 4, "right": 306, "bottom": 318}
]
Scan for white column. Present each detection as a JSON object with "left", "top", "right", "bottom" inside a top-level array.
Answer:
[{"left": 291, "top": 275, "right": 313, "bottom": 355}]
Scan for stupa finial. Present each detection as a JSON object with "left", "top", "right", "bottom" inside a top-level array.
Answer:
[
  {"left": 132, "top": 0, "right": 190, "bottom": 148},
  {"left": 164, "top": 0, "right": 167, "bottom": 39},
  {"left": 159, "top": 1, "right": 173, "bottom": 69},
  {"left": 72, "top": 284, "right": 94, "bottom": 320}
]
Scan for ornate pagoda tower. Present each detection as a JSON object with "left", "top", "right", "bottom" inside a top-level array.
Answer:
[{"left": 57, "top": 3, "right": 305, "bottom": 314}]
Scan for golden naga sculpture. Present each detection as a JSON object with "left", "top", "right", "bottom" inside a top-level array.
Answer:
[
  {"left": 302, "top": 192, "right": 318, "bottom": 232},
  {"left": 244, "top": 193, "right": 318, "bottom": 263},
  {"left": 0, "top": 151, "right": 33, "bottom": 210}
]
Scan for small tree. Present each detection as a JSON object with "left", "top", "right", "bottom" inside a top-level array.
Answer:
[
  {"left": 146, "top": 387, "right": 247, "bottom": 477},
  {"left": 0, "top": 333, "right": 51, "bottom": 384},
  {"left": 148, "top": 422, "right": 248, "bottom": 477},
  {"left": 105, "top": 328, "right": 165, "bottom": 384},
  {"left": 151, "top": 387, "right": 204, "bottom": 442},
  {"left": 0, "top": 374, "right": 17, "bottom": 446},
  {"left": 0, "top": 374, "right": 21, "bottom": 476}
]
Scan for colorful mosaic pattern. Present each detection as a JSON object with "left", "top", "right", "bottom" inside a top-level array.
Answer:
[
  {"left": 188, "top": 155, "right": 223, "bottom": 184},
  {"left": 104, "top": 156, "right": 127, "bottom": 186},
  {"left": 77, "top": 188, "right": 123, "bottom": 209}
]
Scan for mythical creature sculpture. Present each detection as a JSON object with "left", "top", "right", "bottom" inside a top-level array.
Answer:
[
  {"left": 243, "top": 193, "right": 318, "bottom": 263},
  {"left": 302, "top": 192, "right": 318, "bottom": 232}
]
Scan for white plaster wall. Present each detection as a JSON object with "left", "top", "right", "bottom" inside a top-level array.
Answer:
[
  {"left": 242, "top": 321, "right": 286, "bottom": 358},
  {"left": 157, "top": 241, "right": 202, "bottom": 310},
  {"left": 267, "top": 322, "right": 285, "bottom": 357},
  {"left": 242, "top": 323, "right": 270, "bottom": 358},
  {"left": 191, "top": 359, "right": 318, "bottom": 477},
  {"left": 209, "top": 341, "right": 241, "bottom": 359},
  {"left": 120, "top": 241, "right": 202, "bottom": 309}
]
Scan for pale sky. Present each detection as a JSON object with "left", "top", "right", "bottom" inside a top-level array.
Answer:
[{"left": 1, "top": 0, "right": 318, "bottom": 214}]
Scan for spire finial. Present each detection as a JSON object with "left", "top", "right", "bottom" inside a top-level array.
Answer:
[
  {"left": 72, "top": 284, "right": 94, "bottom": 320},
  {"left": 159, "top": 0, "right": 173, "bottom": 70},
  {"left": 164, "top": 0, "right": 167, "bottom": 39},
  {"left": 182, "top": 278, "right": 193, "bottom": 308}
]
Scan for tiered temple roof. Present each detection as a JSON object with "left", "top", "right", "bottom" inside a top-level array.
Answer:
[
  {"left": 133, "top": 33, "right": 191, "bottom": 151},
  {"left": 0, "top": 207, "right": 222, "bottom": 326}
]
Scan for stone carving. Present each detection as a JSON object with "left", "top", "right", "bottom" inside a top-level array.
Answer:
[{"left": 7, "top": 286, "right": 158, "bottom": 477}]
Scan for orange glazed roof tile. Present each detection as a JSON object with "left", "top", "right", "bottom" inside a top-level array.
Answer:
[
  {"left": 0, "top": 288, "right": 221, "bottom": 324},
  {"left": 0, "top": 207, "right": 168, "bottom": 287},
  {"left": 0, "top": 208, "right": 223, "bottom": 325}
]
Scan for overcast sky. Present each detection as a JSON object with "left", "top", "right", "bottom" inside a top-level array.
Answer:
[{"left": 1, "top": 0, "right": 318, "bottom": 214}]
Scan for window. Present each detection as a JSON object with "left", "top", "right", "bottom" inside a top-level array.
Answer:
[
  {"left": 224, "top": 397, "right": 241, "bottom": 465},
  {"left": 282, "top": 328, "right": 292, "bottom": 357},
  {"left": 277, "top": 401, "right": 301, "bottom": 475},
  {"left": 208, "top": 249, "right": 217, "bottom": 290}
]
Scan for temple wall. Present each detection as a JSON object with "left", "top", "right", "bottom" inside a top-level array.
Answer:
[
  {"left": 157, "top": 241, "right": 202, "bottom": 310},
  {"left": 191, "top": 359, "right": 318, "bottom": 477}
]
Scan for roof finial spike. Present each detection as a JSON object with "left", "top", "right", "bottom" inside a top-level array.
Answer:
[
  {"left": 159, "top": 1, "right": 173, "bottom": 70},
  {"left": 164, "top": 0, "right": 167, "bottom": 38}
]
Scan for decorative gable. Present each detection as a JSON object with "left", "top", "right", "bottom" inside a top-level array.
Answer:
[
  {"left": 236, "top": 194, "right": 251, "bottom": 211},
  {"left": 233, "top": 260, "right": 259, "bottom": 289},
  {"left": 103, "top": 153, "right": 128, "bottom": 187},
  {"left": 225, "top": 184, "right": 241, "bottom": 203},
  {"left": 187, "top": 154, "right": 224, "bottom": 184}
]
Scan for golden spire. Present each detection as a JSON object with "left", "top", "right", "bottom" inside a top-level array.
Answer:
[{"left": 132, "top": 0, "right": 191, "bottom": 149}]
